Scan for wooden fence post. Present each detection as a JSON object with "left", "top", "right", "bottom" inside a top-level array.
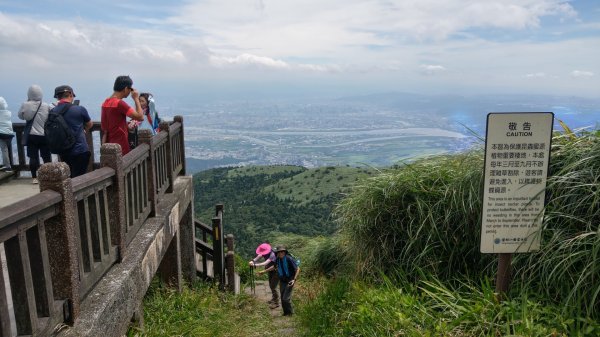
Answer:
[
  {"left": 174, "top": 115, "right": 186, "bottom": 176},
  {"left": 226, "top": 251, "right": 235, "bottom": 292},
  {"left": 212, "top": 216, "right": 224, "bottom": 289},
  {"left": 495, "top": 253, "right": 512, "bottom": 300},
  {"left": 138, "top": 130, "right": 157, "bottom": 217},
  {"left": 100, "top": 144, "right": 127, "bottom": 261},
  {"left": 159, "top": 121, "right": 174, "bottom": 193},
  {"left": 38, "top": 162, "right": 81, "bottom": 324},
  {"left": 225, "top": 234, "right": 235, "bottom": 292}
]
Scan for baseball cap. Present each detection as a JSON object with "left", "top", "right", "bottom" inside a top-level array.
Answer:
[{"left": 54, "top": 85, "right": 76, "bottom": 98}]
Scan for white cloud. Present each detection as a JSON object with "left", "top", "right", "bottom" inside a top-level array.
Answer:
[
  {"left": 210, "top": 53, "right": 290, "bottom": 69},
  {"left": 570, "top": 70, "right": 594, "bottom": 78},
  {"left": 0, "top": 1, "right": 599, "bottom": 98},
  {"left": 420, "top": 64, "right": 446, "bottom": 75},
  {"left": 168, "top": 0, "right": 578, "bottom": 59},
  {"left": 525, "top": 72, "right": 547, "bottom": 78}
]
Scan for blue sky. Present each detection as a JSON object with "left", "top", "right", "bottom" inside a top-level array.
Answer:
[{"left": 0, "top": 0, "right": 599, "bottom": 109}]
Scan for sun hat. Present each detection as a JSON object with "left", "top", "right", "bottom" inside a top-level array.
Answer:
[
  {"left": 274, "top": 245, "right": 288, "bottom": 253},
  {"left": 53, "top": 85, "right": 76, "bottom": 98},
  {"left": 256, "top": 243, "right": 272, "bottom": 256}
]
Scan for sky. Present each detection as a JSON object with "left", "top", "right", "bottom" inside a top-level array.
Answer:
[{"left": 0, "top": 0, "right": 599, "bottom": 109}]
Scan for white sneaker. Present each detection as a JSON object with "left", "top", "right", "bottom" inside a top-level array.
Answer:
[{"left": 32, "top": 178, "right": 39, "bottom": 184}]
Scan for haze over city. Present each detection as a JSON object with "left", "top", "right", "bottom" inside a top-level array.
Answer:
[{"left": 1, "top": 0, "right": 599, "bottom": 170}]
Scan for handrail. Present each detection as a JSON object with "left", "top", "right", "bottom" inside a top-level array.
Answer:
[
  {"left": 10, "top": 122, "right": 104, "bottom": 175},
  {"left": 193, "top": 204, "right": 236, "bottom": 291},
  {"left": 0, "top": 116, "right": 188, "bottom": 336},
  {"left": 0, "top": 189, "right": 63, "bottom": 336},
  {"left": 0, "top": 190, "right": 61, "bottom": 232}
]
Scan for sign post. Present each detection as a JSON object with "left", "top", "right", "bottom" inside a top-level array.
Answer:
[{"left": 480, "top": 112, "right": 554, "bottom": 295}]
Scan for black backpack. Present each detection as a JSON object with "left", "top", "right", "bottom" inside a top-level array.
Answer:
[{"left": 45, "top": 103, "right": 76, "bottom": 154}]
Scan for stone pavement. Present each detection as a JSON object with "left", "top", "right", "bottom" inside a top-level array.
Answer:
[
  {"left": 245, "top": 280, "right": 298, "bottom": 336},
  {"left": 0, "top": 175, "right": 40, "bottom": 208}
]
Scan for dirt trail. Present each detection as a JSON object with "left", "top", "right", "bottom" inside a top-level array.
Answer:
[{"left": 245, "top": 280, "right": 298, "bottom": 336}]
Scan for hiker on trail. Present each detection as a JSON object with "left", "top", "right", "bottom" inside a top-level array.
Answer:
[
  {"left": 51, "top": 85, "right": 93, "bottom": 178},
  {"left": 18, "top": 85, "right": 53, "bottom": 183},
  {"left": 101, "top": 75, "right": 144, "bottom": 155},
  {"left": 249, "top": 242, "right": 279, "bottom": 308},
  {"left": 0, "top": 97, "right": 14, "bottom": 173},
  {"left": 273, "top": 245, "right": 300, "bottom": 316}
]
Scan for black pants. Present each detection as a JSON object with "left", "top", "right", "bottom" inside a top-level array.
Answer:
[
  {"left": 268, "top": 270, "right": 279, "bottom": 303},
  {"left": 62, "top": 151, "right": 90, "bottom": 178},
  {"left": 27, "top": 135, "right": 52, "bottom": 178},
  {"left": 279, "top": 280, "right": 294, "bottom": 315}
]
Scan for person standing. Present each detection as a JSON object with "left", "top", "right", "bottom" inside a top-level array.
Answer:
[
  {"left": 18, "top": 85, "right": 52, "bottom": 183},
  {"left": 0, "top": 97, "right": 14, "bottom": 172},
  {"left": 249, "top": 242, "right": 280, "bottom": 308},
  {"left": 52, "top": 85, "right": 93, "bottom": 178},
  {"left": 101, "top": 75, "right": 144, "bottom": 155},
  {"left": 138, "top": 92, "right": 161, "bottom": 134},
  {"left": 274, "top": 246, "right": 300, "bottom": 316}
]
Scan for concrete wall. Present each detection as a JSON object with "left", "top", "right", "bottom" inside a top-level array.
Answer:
[{"left": 55, "top": 176, "right": 194, "bottom": 337}]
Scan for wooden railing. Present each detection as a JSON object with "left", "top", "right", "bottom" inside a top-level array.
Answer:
[
  {"left": 0, "top": 117, "right": 187, "bottom": 337},
  {"left": 8, "top": 123, "right": 104, "bottom": 175},
  {"left": 195, "top": 205, "right": 237, "bottom": 292}
]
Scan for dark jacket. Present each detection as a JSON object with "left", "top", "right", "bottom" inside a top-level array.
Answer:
[{"left": 275, "top": 254, "right": 298, "bottom": 283}]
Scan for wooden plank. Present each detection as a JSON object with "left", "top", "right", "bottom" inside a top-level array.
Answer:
[
  {"left": 0, "top": 244, "right": 12, "bottom": 337},
  {"left": 0, "top": 191, "right": 61, "bottom": 230},
  {"left": 90, "top": 192, "right": 102, "bottom": 262},
  {"left": 36, "top": 222, "right": 55, "bottom": 317},
  {"left": 142, "top": 159, "right": 149, "bottom": 210},
  {"left": 18, "top": 231, "right": 38, "bottom": 334},
  {"left": 99, "top": 189, "right": 110, "bottom": 256},
  {"left": 0, "top": 206, "right": 58, "bottom": 244},
  {"left": 83, "top": 199, "right": 95, "bottom": 269}
]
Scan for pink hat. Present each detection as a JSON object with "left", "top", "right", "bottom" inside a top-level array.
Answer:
[{"left": 256, "top": 243, "right": 272, "bottom": 256}]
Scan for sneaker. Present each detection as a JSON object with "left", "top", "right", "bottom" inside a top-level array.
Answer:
[
  {"left": 0, "top": 167, "right": 12, "bottom": 172},
  {"left": 32, "top": 178, "right": 38, "bottom": 184},
  {"left": 269, "top": 303, "right": 280, "bottom": 309}
]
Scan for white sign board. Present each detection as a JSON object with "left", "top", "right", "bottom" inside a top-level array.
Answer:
[{"left": 480, "top": 112, "right": 554, "bottom": 253}]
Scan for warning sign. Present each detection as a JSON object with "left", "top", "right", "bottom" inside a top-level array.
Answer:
[{"left": 480, "top": 112, "right": 554, "bottom": 253}]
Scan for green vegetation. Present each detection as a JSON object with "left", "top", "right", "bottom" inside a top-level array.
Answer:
[
  {"left": 194, "top": 164, "right": 375, "bottom": 259},
  {"left": 300, "top": 130, "right": 600, "bottom": 336},
  {"left": 129, "top": 280, "right": 278, "bottom": 337},
  {"left": 299, "top": 276, "right": 600, "bottom": 337},
  {"left": 141, "top": 130, "right": 599, "bottom": 336}
]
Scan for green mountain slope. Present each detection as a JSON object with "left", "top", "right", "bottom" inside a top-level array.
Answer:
[{"left": 193, "top": 165, "right": 376, "bottom": 258}]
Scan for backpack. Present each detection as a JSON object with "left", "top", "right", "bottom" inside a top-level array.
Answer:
[
  {"left": 45, "top": 103, "right": 76, "bottom": 154},
  {"left": 289, "top": 252, "right": 301, "bottom": 267}
]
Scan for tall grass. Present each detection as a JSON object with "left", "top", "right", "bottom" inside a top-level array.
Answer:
[
  {"left": 129, "top": 280, "right": 278, "bottom": 337},
  {"left": 335, "top": 151, "right": 490, "bottom": 280},
  {"left": 514, "top": 131, "right": 600, "bottom": 316},
  {"left": 299, "top": 274, "right": 600, "bottom": 337},
  {"left": 333, "top": 131, "right": 600, "bottom": 317}
]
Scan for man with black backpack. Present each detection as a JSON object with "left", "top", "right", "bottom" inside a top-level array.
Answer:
[{"left": 48, "top": 85, "right": 92, "bottom": 178}]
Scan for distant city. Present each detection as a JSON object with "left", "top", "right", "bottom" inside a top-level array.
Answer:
[
  {"left": 154, "top": 93, "right": 597, "bottom": 173},
  {"left": 11, "top": 92, "right": 598, "bottom": 173}
]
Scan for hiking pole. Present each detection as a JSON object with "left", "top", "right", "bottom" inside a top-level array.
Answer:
[{"left": 250, "top": 264, "right": 256, "bottom": 295}]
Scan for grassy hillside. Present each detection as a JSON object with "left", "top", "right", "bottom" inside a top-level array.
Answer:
[
  {"left": 300, "top": 130, "right": 600, "bottom": 336},
  {"left": 193, "top": 165, "right": 376, "bottom": 259}
]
